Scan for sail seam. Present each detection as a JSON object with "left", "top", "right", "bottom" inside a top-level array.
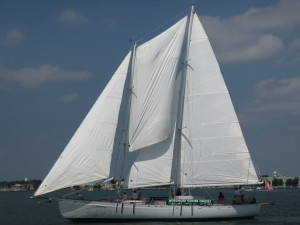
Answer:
[{"left": 184, "top": 92, "right": 229, "bottom": 97}]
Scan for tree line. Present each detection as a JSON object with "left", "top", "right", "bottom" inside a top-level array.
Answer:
[
  {"left": 272, "top": 178, "right": 299, "bottom": 187},
  {"left": 0, "top": 180, "right": 41, "bottom": 188}
]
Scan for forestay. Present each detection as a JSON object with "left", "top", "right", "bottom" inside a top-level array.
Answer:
[
  {"left": 179, "top": 14, "right": 259, "bottom": 187},
  {"left": 34, "top": 52, "right": 131, "bottom": 196}
]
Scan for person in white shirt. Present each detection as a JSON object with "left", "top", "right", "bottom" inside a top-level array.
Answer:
[
  {"left": 233, "top": 187, "right": 240, "bottom": 204},
  {"left": 123, "top": 192, "right": 127, "bottom": 200},
  {"left": 132, "top": 190, "right": 138, "bottom": 200},
  {"left": 75, "top": 192, "right": 83, "bottom": 200},
  {"left": 239, "top": 186, "right": 245, "bottom": 203}
]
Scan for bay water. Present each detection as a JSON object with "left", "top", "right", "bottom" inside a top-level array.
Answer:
[{"left": 1, "top": 188, "right": 299, "bottom": 225}]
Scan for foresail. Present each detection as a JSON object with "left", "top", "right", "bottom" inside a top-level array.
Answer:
[
  {"left": 124, "top": 73, "right": 182, "bottom": 189},
  {"left": 178, "top": 13, "right": 259, "bottom": 188},
  {"left": 128, "top": 17, "right": 187, "bottom": 152},
  {"left": 34, "top": 52, "right": 131, "bottom": 196},
  {"left": 125, "top": 128, "right": 176, "bottom": 189}
]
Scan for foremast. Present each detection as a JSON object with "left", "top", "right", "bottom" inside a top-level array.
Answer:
[{"left": 116, "top": 42, "right": 137, "bottom": 196}]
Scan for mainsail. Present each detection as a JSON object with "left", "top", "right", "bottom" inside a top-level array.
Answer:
[
  {"left": 34, "top": 52, "right": 131, "bottom": 196},
  {"left": 179, "top": 14, "right": 259, "bottom": 187}
]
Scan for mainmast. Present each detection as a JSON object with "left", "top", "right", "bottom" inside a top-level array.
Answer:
[{"left": 172, "top": 4, "right": 195, "bottom": 189}]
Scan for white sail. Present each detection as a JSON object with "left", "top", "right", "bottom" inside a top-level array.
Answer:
[
  {"left": 125, "top": 128, "right": 176, "bottom": 188},
  {"left": 179, "top": 14, "right": 259, "bottom": 187},
  {"left": 128, "top": 17, "right": 187, "bottom": 152},
  {"left": 125, "top": 72, "right": 183, "bottom": 189},
  {"left": 34, "top": 52, "right": 131, "bottom": 196}
]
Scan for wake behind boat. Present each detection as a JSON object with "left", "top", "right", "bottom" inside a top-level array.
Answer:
[{"left": 33, "top": 4, "right": 263, "bottom": 221}]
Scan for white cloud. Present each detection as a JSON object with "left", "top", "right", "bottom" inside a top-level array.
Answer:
[
  {"left": 59, "top": 93, "right": 80, "bottom": 102},
  {"left": 202, "top": 0, "right": 300, "bottom": 64},
  {"left": 239, "top": 77, "right": 300, "bottom": 127},
  {"left": 0, "top": 64, "right": 93, "bottom": 89},
  {"left": 231, "top": 0, "right": 300, "bottom": 31},
  {"left": 254, "top": 77, "right": 300, "bottom": 101},
  {"left": 1, "top": 29, "right": 24, "bottom": 46},
  {"left": 220, "top": 34, "right": 284, "bottom": 63},
  {"left": 57, "top": 8, "right": 89, "bottom": 25},
  {"left": 245, "top": 77, "right": 300, "bottom": 117}
]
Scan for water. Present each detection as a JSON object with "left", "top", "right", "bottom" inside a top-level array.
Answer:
[{"left": 1, "top": 189, "right": 299, "bottom": 225}]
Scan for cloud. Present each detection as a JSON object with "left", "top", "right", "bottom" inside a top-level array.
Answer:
[
  {"left": 57, "top": 8, "right": 89, "bottom": 25},
  {"left": 1, "top": 29, "right": 24, "bottom": 46},
  {"left": 220, "top": 34, "right": 284, "bottom": 63},
  {"left": 202, "top": 0, "right": 300, "bottom": 64},
  {"left": 239, "top": 77, "right": 300, "bottom": 127},
  {"left": 241, "top": 77, "right": 300, "bottom": 124},
  {"left": 230, "top": 0, "right": 300, "bottom": 31},
  {"left": 59, "top": 93, "right": 80, "bottom": 102},
  {"left": 254, "top": 77, "right": 300, "bottom": 102},
  {"left": 0, "top": 64, "right": 93, "bottom": 89}
]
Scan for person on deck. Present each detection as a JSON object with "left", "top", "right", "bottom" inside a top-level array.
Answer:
[
  {"left": 176, "top": 188, "right": 182, "bottom": 196},
  {"left": 233, "top": 187, "right": 240, "bottom": 204},
  {"left": 239, "top": 186, "right": 245, "bottom": 203},
  {"left": 123, "top": 192, "right": 127, "bottom": 200},
  {"left": 132, "top": 190, "right": 138, "bottom": 200},
  {"left": 75, "top": 192, "right": 83, "bottom": 200},
  {"left": 218, "top": 192, "right": 225, "bottom": 204},
  {"left": 137, "top": 189, "right": 141, "bottom": 200}
]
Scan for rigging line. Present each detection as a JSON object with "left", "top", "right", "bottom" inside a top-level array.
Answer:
[
  {"left": 136, "top": 7, "right": 190, "bottom": 44},
  {"left": 204, "top": 188, "right": 213, "bottom": 200}
]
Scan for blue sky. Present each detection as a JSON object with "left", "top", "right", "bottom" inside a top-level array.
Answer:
[{"left": 0, "top": 0, "right": 299, "bottom": 181}]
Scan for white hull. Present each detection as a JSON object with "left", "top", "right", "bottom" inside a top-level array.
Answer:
[{"left": 58, "top": 199, "right": 261, "bottom": 221}]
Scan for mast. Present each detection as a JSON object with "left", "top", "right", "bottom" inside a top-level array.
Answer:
[
  {"left": 172, "top": 4, "right": 195, "bottom": 190},
  {"left": 116, "top": 42, "right": 137, "bottom": 195}
]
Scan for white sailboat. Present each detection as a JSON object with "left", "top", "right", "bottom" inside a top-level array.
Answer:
[{"left": 34, "top": 5, "right": 262, "bottom": 221}]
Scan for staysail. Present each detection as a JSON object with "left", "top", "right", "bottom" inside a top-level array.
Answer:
[
  {"left": 128, "top": 17, "right": 187, "bottom": 152},
  {"left": 125, "top": 73, "right": 183, "bottom": 189},
  {"left": 34, "top": 52, "right": 131, "bottom": 196},
  {"left": 179, "top": 14, "right": 259, "bottom": 187},
  {"left": 123, "top": 17, "right": 187, "bottom": 188}
]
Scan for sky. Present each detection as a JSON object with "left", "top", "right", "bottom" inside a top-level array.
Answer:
[{"left": 0, "top": 0, "right": 299, "bottom": 181}]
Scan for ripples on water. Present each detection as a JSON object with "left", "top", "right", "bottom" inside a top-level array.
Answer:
[{"left": 0, "top": 189, "right": 299, "bottom": 225}]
